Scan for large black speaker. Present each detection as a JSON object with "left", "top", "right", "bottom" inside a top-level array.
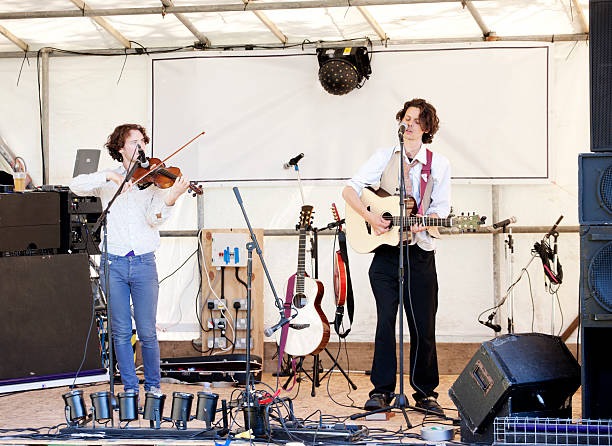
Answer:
[
  {"left": 0, "top": 254, "right": 105, "bottom": 389},
  {"left": 449, "top": 333, "right": 580, "bottom": 444},
  {"left": 579, "top": 153, "right": 612, "bottom": 225},
  {"left": 590, "top": 0, "right": 612, "bottom": 152},
  {"left": 580, "top": 225, "right": 612, "bottom": 418}
]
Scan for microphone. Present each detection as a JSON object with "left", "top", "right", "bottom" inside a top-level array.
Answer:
[
  {"left": 492, "top": 216, "right": 517, "bottom": 229},
  {"left": 545, "top": 215, "right": 564, "bottom": 239},
  {"left": 480, "top": 319, "right": 502, "bottom": 332},
  {"left": 264, "top": 313, "right": 298, "bottom": 337},
  {"left": 398, "top": 122, "right": 407, "bottom": 137},
  {"left": 137, "top": 144, "right": 149, "bottom": 168},
  {"left": 283, "top": 153, "right": 304, "bottom": 169}
]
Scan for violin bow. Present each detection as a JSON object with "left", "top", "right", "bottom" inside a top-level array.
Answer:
[{"left": 130, "top": 130, "right": 206, "bottom": 186}]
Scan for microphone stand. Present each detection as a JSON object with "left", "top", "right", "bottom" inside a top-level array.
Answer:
[
  {"left": 233, "top": 187, "right": 285, "bottom": 416},
  {"left": 504, "top": 225, "right": 515, "bottom": 334},
  {"left": 92, "top": 161, "right": 140, "bottom": 422}
]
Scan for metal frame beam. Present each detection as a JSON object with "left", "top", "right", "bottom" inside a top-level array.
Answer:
[
  {"left": 41, "top": 49, "right": 50, "bottom": 185},
  {"left": 0, "top": 24, "right": 29, "bottom": 51},
  {"left": 160, "top": 0, "right": 211, "bottom": 47},
  {"left": 69, "top": 0, "right": 131, "bottom": 48},
  {"left": 0, "top": 33, "right": 589, "bottom": 58},
  {"left": 251, "top": 10, "right": 288, "bottom": 44},
  {"left": 357, "top": 6, "right": 388, "bottom": 41},
  {"left": 0, "top": 0, "right": 494, "bottom": 19},
  {"left": 462, "top": 0, "right": 491, "bottom": 38},
  {"left": 570, "top": 0, "right": 589, "bottom": 34}
]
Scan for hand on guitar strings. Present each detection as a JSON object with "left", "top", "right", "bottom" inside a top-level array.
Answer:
[
  {"left": 365, "top": 211, "right": 391, "bottom": 235},
  {"left": 410, "top": 214, "right": 429, "bottom": 233}
]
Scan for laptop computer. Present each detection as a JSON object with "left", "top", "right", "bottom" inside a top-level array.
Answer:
[{"left": 72, "top": 149, "right": 100, "bottom": 177}]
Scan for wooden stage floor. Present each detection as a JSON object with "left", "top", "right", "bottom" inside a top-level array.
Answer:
[{"left": 0, "top": 372, "right": 583, "bottom": 444}]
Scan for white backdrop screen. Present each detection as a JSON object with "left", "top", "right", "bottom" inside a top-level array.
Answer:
[{"left": 151, "top": 45, "right": 548, "bottom": 182}]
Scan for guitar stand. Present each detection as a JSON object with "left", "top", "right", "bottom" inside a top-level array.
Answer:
[{"left": 282, "top": 225, "right": 357, "bottom": 397}]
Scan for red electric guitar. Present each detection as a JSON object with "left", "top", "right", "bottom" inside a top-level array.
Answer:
[{"left": 332, "top": 203, "right": 348, "bottom": 307}]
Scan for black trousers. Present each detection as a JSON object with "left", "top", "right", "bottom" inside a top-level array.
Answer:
[{"left": 368, "top": 243, "right": 439, "bottom": 401}]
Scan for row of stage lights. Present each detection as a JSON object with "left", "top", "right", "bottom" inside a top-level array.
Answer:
[{"left": 62, "top": 389, "right": 220, "bottom": 430}]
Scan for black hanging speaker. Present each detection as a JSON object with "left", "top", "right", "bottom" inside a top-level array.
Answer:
[
  {"left": 579, "top": 153, "right": 612, "bottom": 225},
  {"left": 590, "top": 0, "right": 612, "bottom": 152},
  {"left": 449, "top": 333, "right": 580, "bottom": 444}
]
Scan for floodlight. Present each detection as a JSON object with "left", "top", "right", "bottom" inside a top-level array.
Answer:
[
  {"left": 171, "top": 392, "right": 194, "bottom": 430},
  {"left": 117, "top": 391, "right": 139, "bottom": 422},
  {"left": 90, "top": 391, "right": 113, "bottom": 423},
  {"left": 143, "top": 391, "right": 166, "bottom": 429},
  {"left": 196, "top": 392, "right": 218, "bottom": 429},
  {"left": 62, "top": 390, "right": 87, "bottom": 426}
]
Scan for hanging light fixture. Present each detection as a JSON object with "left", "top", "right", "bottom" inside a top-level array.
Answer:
[{"left": 317, "top": 47, "right": 372, "bottom": 95}]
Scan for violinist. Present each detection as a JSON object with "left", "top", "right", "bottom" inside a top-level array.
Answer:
[{"left": 70, "top": 123, "right": 190, "bottom": 395}]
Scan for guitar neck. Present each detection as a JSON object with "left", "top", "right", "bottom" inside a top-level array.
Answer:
[
  {"left": 393, "top": 215, "right": 452, "bottom": 227},
  {"left": 296, "top": 228, "right": 307, "bottom": 292}
]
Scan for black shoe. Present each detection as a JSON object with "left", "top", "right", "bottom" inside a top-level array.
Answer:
[
  {"left": 364, "top": 393, "right": 391, "bottom": 411},
  {"left": 415, "top": 396, "right": 445, "bottom": 415}
]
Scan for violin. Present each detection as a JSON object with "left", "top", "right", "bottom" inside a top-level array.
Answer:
[
  {"left": 133, "top": 157, "right": 203, "bottom": 196},
  {"left": 130, "top": 131, "right": 206, "bottom": 197}
]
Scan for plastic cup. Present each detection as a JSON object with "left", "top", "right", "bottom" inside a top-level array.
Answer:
[{"left": 13, "top": 172, "right": 26, "bottom": 192}]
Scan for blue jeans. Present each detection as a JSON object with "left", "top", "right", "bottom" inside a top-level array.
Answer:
[{"left": 100, "top": 252, "right": 160, "bottom": 392}]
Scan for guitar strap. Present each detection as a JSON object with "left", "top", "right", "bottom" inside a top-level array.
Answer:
[
  {"left": 334, "top": 229, "right": 354, "bottom": 338},
  {"left": 277, "top": 274, "right": 295, "bottom": 372},
  {"left": 418, "top": 148, "right": 434, "bottom": 215}
]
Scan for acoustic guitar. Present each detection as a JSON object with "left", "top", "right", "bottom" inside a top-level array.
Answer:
[
  {"left": 345, "top": 188, "right": 485, "bottom": 253},
  {"left": 276, "top": 205, "right": 330, "bottom": 357}
]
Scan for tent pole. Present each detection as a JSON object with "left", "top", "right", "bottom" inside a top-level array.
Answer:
[{"left": 41, "top": 48, "right": 50, "bottom": 185}]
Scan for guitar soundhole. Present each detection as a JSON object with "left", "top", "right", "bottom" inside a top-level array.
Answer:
[
  {"left": 293, "top": 293, "right": 307, "bottom": 309},
  {"left": 382, "top": 212, "right": 393, "bottom": 228}
]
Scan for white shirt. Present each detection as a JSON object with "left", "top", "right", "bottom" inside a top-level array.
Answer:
[
  {"left": 346, "top": 145, "right": 451, "bottom": 251},
  {"left": 70, "top": 165, "right": 173, "bottom": 256}
]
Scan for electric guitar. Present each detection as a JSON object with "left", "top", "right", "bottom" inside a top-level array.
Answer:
[
  {"left": 276, "top": 205, "right": 330, "bottom": 357},
  {"left": 345, "top": 188, "right": 485, "bottom": 253},
  {"left": 331, "top": 203, "right": 348, "bottom": 307}
]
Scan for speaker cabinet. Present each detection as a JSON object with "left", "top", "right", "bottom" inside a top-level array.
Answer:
[
  {"left": 590, "top": 0, "right": 612, "bottom": 152},
  {"left": 579, "top": 153, "right": 612, "bottom": 225},
  {"left": 580, "top": 225, "right": 612, "bottom": 418},
  {"left": 580, "top": 225, "right": 612, "bottom": 324},
  {"left": 449, "top": 333, "right": 580, "bottom": 444},
  {"left": 0, "top": 254, "right": 104, "bottom": 388}
]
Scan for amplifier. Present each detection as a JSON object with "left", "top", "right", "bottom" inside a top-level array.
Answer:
[{"left": 0, "top": 192, "right": 61, "bottom": 252}]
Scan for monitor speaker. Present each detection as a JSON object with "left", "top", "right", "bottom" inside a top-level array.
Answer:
[
  {"left": 449, "top": 333, "right": 580, "bottom": 444},
  {"left": 578, "top": 153, "right": 612, "bottom": 225}
]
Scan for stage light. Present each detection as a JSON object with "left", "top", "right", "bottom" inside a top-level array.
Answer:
[
  {"left": 62, "top": 390, "right": 87, "bottom": 426},
  {"left": 143, "top": 391, "right": 166, "bottom": 429},
  {"left": 171, "top": 392, "right": 194, "bottom": 430},
  {"left": 90, "top": 391, "right": 113, "bottom": 424},
  {"left": 196, "top": 392, "right": 218, "bottom": 429},
  {"left": 316, "top": 47, "right": 371, "bottom": 95},
  {"left": 117, "top": 391, "right": 139, "bottom": 422}
]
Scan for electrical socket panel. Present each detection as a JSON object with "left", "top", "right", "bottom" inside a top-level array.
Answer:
[
  {"left": 236, "top": 318, "right": 251, "bottom": 330},
  {"left": 207, "top": 337, "right": 227, "bottom": 349},
  {"left": 208, "top": 299, "right": 227, "bottom": 311},
  {"left": 207, "top": 318, "right": 227, "bottom": 330},
  {"left": 234, "top": 298, "right": 247, "bottom": 310},
  {"left": 234, "top": 337, "right": 254, "bottom": 350},
  {"left": 211, "top": 233, "right": 249, "bottom": 267}
]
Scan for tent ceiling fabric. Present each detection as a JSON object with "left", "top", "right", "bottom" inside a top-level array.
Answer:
[{"left": 0, "top": 0, "right": 589, "bottom": 54}]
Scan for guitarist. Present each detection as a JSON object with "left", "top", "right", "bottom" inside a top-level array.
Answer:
[{"left": 341, "top": 98, "right": 450, "bottom": 415}]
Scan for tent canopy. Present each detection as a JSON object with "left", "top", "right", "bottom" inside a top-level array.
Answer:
[{"left": 0, "top": 0, "right": 589, "bottom": 56}]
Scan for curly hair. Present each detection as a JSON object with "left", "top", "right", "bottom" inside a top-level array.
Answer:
[
  {"left": 105, "top": 124, "right": 150, "bottom": 162},
  {"left": 395, "top": 98, "right": 439, "bottom": 144}
]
